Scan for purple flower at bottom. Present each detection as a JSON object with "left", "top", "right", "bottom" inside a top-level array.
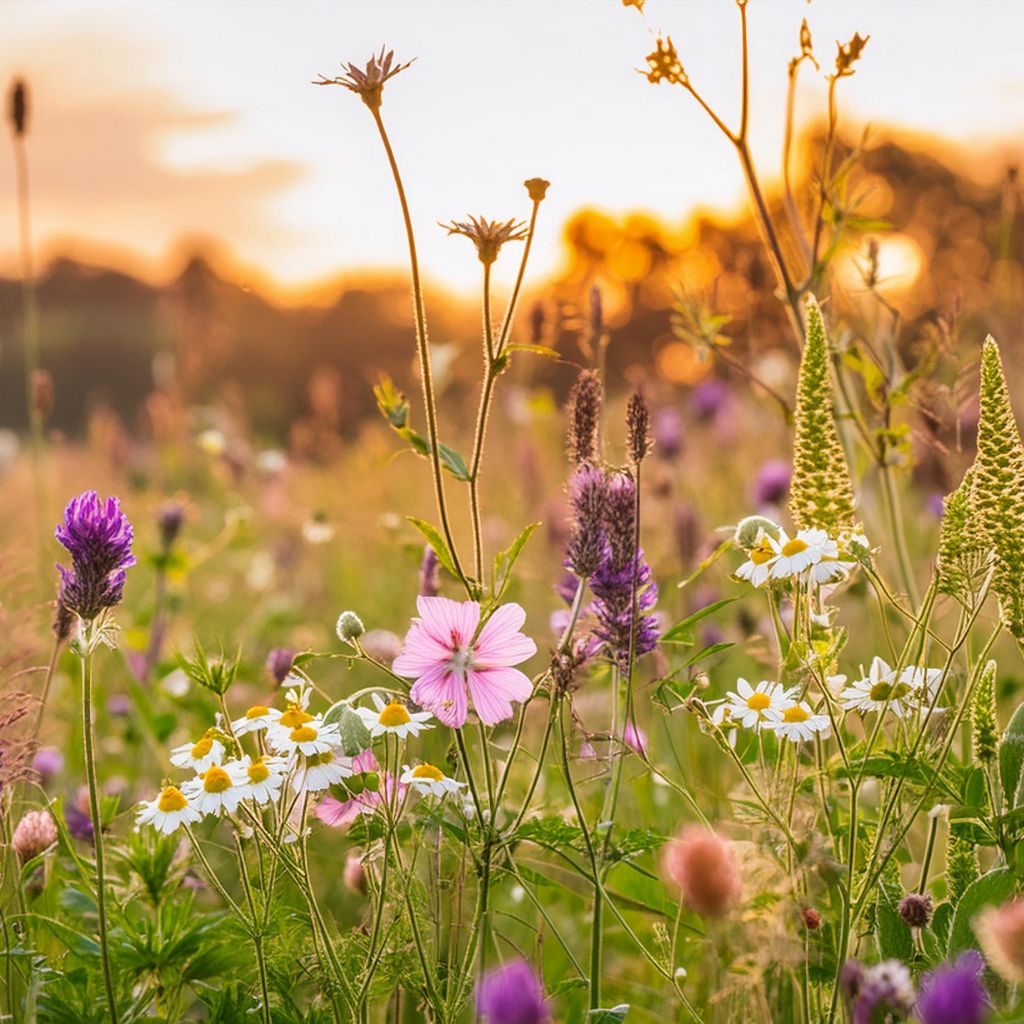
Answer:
[
  {"left": 476, "top": 959, "right": 550, "bottom": 1024},
  {"left": 916, "top": 951, "right": 989, "bottom": 1024},
  {"left": 55, "top": 491, "right": 136, "bottom": 622},
  {"left": 64, "top": 788, "right": 94, "bottom": 841}
]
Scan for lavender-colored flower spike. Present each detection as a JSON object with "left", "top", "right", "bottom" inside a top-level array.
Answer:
[
  {"left": 55, "top": 491, "right": 136, "bottom": 622},
  {"left": 476, "top": 958, "right": 550, "bottom": 1024}
]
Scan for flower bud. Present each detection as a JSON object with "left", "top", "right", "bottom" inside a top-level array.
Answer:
[
  {"left": 266, "top": 647, "right": 295, "bottom": 686},
  {"left": 12, "top": 810, "right": 57, "bottom": 864},
  {"left": 344, "top": 853, "right": 367, "bottom": 895},
  {"left": 734, "top": 515, "right": 781, "bottom": 551},
  {"left": 898, "top": 892, "right": 933, "bottom": 929},
  {"left": 976, "top": 900, "right": 1024, "bottom": 982},
  {"left": 524, "top": 177, "right": 550, "bottom": 203},
  {"left": 801, "top": 907, "right": 822, "bottom": 930},
  {"left": 336, "top": 610, "right": 365, "bottom": 642},
  {"left": 662, "top": 825, "right": 742, "bottom": 918}
]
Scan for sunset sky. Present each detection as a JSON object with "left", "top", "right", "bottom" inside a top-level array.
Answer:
[{"left": 2, "top": 0, "right": 1024, "bottom": 300}]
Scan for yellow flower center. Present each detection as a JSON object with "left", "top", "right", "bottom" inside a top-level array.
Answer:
[
  {"left": 869, "top": 682, "right": 910, "bottom": 702},
  {"left": 745, "top": 693, "right": 771, "bottom": 712},
  {"left": 157, "top": 786, "right": 188, "bottom": 812},
  {"left": 378, "top": 701, "right": 412, "bottom": 726},
  {"left": 247, "top": 759, "right": 270, "bottom": 784},
  {"left": 190, "top": 736, "right": 213, "bottom": 759},
  {"left": 783, "top": 705, "right": 810, "bottom": 723},
  {"left": 290, "top": 725, "right": 318, "bottom": 743},
  {"left": 781, "top": 538, "right": 809, "bottom": 557},
  {"left": 307, "top": 751, "right": 334, "bottom": 767},
  {"left": 412, "top": 764, "right": 443, "bottom": 782},
  {"left": 202, "top": 766, "right": 232, "bottom": 793},
  {"left": 750, "top": 542, "right": 775, "bottom": 565},
  {"left": 279, "top": 704, "right": 313, "bottom": 728},
  {"left": 245, "top": 705, "right": 270, "bottom": 720}
]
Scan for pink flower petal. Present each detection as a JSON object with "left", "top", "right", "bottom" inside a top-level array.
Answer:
[
  {"left": 315, "top": 796, "right": 359, "bottom": 828},
  {"left": 466, "top": 667, "right": 533, "bottom": 726},
  {"left": 415, "top": 595, "right": 480, "bottom": 647},
  {"left": 410, "top": 662, "right": 468, "bottom": 728},
  {"left": 475, "top": 603, "right": 537, "bottom": 667}
]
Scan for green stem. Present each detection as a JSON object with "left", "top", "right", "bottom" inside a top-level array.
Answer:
[{"left": 80, "top": 641, "right": 119, "bottom": 1024}]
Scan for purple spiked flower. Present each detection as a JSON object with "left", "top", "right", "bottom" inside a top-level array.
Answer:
[
  {"left": 476, "top": 959, "right": 550, "bottom": 1024},
  {"left": 55, "top": 491, "right": 135, "bottom": 622},
  {"left": 916, "top": 951, "right": 989, "bottom": 1024}
]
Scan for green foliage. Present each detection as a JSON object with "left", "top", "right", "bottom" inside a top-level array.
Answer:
[
  {"left": 971, "top": 336, "right": 1024, "bottom": 638},
  {"left": 947, "top": 866, "right": 1015, "bottom": 958},
  {"left": 788, "top": 296, "right": 857, "bottom": 532},
  {"left": 946, "top": 832, "right": 980, "bottom": 906}
]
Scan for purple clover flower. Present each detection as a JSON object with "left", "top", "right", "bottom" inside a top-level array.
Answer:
[
  {"left": 55, "top": 491, "right": 135, "bottom": 622},
  {"left": 916, "top": 951, "right": 989, "bottom": 1024},
  {"left": 266, "top": 647, "right": 295, "bottom": 685},
  {"left": 692, "top": 378, "right": 729, "bottom": 422},
  {"left": 476, "top": 959, "right": 550, "bottom": 1024}
]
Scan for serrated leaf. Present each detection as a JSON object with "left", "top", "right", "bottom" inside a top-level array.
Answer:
[
  {"left": 947, "top": 866, "right": 1015, "bottom": 958},
  {"left": 407, "top": 517, "right": 458, "bottom": 579}
]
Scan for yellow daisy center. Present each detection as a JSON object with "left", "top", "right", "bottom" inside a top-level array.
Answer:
[
  {"left": 279, "top": 704, "right": 313, "bottom": 728},
  {"left": 190, "top": 736, "right": 213, "bottom": 759},
  {"left": 783, "top": 705, "right": 810, "bottom": 723},
  {"left": 750, "top": 543, "right": 775, "bottom": 565},
  {"left": 412, "top": 764, "right": 443, "bottom": 782},
  {"left": 307, "top": 751, "right": 334, "bottom": 767},
  {"left": 378, "top": 702, "right": 412, "bottom": 727},
  {"left": 247, "top": 759, "right": 270, "bottom": 784},
  {"left": 869, "top": 682, "right": 910, "bottom": 702},
  {"left": 290, "top": 725, "right": 318, "bottom": 743},
  {"left": 781, "top": 538, "right": 809, "bottom": 557},
  {"left": 745, "top": 693, "right": 771, "bottom": 712},
  {"left": 245, "top": 705, "right": 270, "bottom": 719},
  {"left": 157, "top": 786, "right": 188, "bottom": 812},
  {"left": 202, "top": 766, "right": 232, "bottom": 793}
]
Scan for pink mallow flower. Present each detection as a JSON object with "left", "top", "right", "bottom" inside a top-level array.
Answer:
[{"left": 392, "top": 597, "right": 537, "bottom": 729}]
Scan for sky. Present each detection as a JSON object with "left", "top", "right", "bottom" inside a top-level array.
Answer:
[{"left": 2, "top": 0, "right": 1024, "bottom": 301}]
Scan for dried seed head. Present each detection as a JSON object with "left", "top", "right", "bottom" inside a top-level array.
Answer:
[
  {"left": 441, "top": 215, "right": 528, "bottom": 266},
  {"left": 524, "top": 177, "right": 550, "bottom": 203},
  {"left": 626, "top": 390, "right": 652, "bottom": 466},
  {"left": 567, "top": 370, "right": 602, "bottom": 466},
  {"left": 644, "top": 37, "right": 688, "bottom": 87},
  {"left": 834, "top": 32, "right": 869, "bottom": 78},
  {"left": 314, "top": 48, "right": 414, "bottom": 110},
  {"left": 9, "top": 78, "right": 27, "bottom": 137}
]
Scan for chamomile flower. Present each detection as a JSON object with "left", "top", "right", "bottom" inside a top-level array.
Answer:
[
  {"left": 899, "top": 666, "right": 943, "bottom": 700},
  {"left": 231, "top": 704, "right": 282, "bottom": 737},
  {"left": 182, "top": 761, "right": 249, "bottom": 816},
  {"left": 769, "top": 528, "right": 835, "bottom": 579},
  {"left": 721, "top": 678, "right": 796, "bottom": 730},
  {"left": 764, "top": 702, "right": 831, "bottom": 743},
  {"left": 293, "top": 749, "right": 352, "bottom": 793},
  {"left": 237, "top": 755, "right": 288, "bottom": 805},
  {"left": 136, "top": 785, "right": 203, "bottom": 834},
  {"left": 267, "top": 717, "right": 341, "bottom": 759},
  {"left": 170, "top": 730, "right": 227, "bottom": 772},
  {"left": 734, "top": 531, "right": 779, "bottom": 587},
  {"left": 400, "top": 762, "right": 466, "bottom": 798},
  {"left": 807, "top": 552, "right": 857, "bottom": 585},
  {"left": 839, "top": 657, "right": 914, "bottom": 718},
  {"left": 355, "top": 693, "right": 433, "bottom": 740}
]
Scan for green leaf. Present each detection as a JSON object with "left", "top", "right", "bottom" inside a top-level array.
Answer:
[
  {"left": 506, "top": 343, "right": 561, "bottom": 360},
  {"left": 1000, "top": 700, "right": 1024, "bottom": 805},
  {"left": 322, "top": 703, "right": 371, "bottom": 756},
  {"left": 437, "top": 443, "right": 470, "bottom": 482},
  {"left": 662, "top": 598, "right": 737, "bottom": 645},
  {"left": 406, "top": 517, "right": 458, "bottom": 579},
  {"left": 491, "top": 522, "right": 540, "bottom": 602},
  {"left": 679, "top": 641, "right": 734, "bottom": 667},
  {"left": 947, "top": 866, "right": 1015, "bottom": 958},
  {"left": 587, "top": 1006, "right": 630, "bottom": 1023},
  {"left": 876, "top": 878, "right": 913, "bottom": 961}
]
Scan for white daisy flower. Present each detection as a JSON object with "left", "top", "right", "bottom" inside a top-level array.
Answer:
[
  {"left": 170, "top": 731, "right": 227, "bottom": 773},
  {"left": 237, "top": 755, "right": 288, "bottom": 805},
  {"left": 182, "top": 761, "right": 249, "bottom": 816},
  {"left": 721, "top": 678, "right": 796, "bottom": 730},
  {"left": 734, "top": 531, "right": 779, "bottom": 587},
  {"left": 355, "top": 694, "right": 433, "bottom": 740},
  {"left": 231, "top": 703, "right": 282, "bottom": 737},
  {"left": 293, "top": 749, "right": 352, "bottom": 793},
  {"left": 400, "top": 762, "right": 467, "bottom": 798},
  {"left": 769, "top": 528, "right": 835, "bottom": 580},
  {"left": 807, "top": 553, "right": 857, "bottom": 585},
  {"left": 839, "top": 657, "right": 916, "bottom": 718},
  {"left": 267, "top": 717, "right": 341, "bottom": 759},
  {"left": 898, "top": 666, "right": 943, "bottom": 700},
  {"left": 136, "top": 785, "right": 203, "bottom": 835},
  {"left": 765, "top": 702, "right": 831, "bottom": 743}
]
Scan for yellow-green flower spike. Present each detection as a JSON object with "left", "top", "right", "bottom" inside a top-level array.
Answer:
[
  {"left": 937, "top": 465, "right": 989, "bottom": 599},
  {"left": 946, "top": 831, "right": 979, "bottom": 905},
  {"left": 972, "top": 659, "right": 998, "bottom": 766},
  {"left": 788, "top": 296, "right": 857, "bottom": 533},
  {"left": 971, "top": 337, "right": 1024, "bottom": 639}
]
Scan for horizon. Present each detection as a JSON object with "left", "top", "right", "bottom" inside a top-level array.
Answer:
[{"left": 3, "top": 0, "right": 1024, "bottom": 300}]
